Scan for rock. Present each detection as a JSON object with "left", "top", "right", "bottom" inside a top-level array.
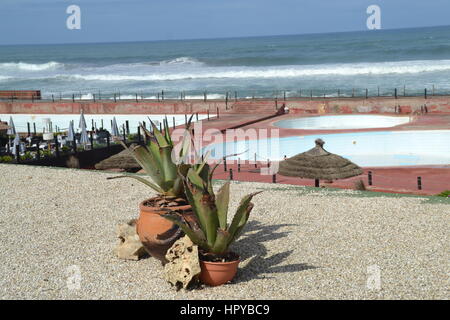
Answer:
[
  {"left": 164, "top": 235, "right": 201, "bottom": 290},
  {"left": 115, "top": 219, "right": 147, "bottom": 261}
]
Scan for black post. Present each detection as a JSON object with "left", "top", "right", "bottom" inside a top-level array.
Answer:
[
  {"left": 275, "top": 97, "right": 278, "bottom": 109},
  {"left": 33, "top": 122, "right": 36, "bottom": 135},
  {"left": 424, "top": 88, "right": 427, "bottom": 99},
  {"left": 225, "top": 92, "right": 228, "bottom": 109},
  {"left": 101, "top": 119, "right": 104, "bottom": 130},
  {"left": 52, "top": 94, "right": 55, "bottom": 102},
  {"left": 417, "top": 177, "right": 422, "bottom": 190},
  {"left": 135, "top": 93, "right": 138, "bottom": 103},
  {"left": 229, "top": 169, "right": 233, "bottom": 181},
  {"left": 366, "top": 89, "right": 368, "bottom": 99},
  {"left": 254, "top": 153, "right": 257, "bottom": 168},
  {"left": 72, "top": 140, "right": 77, "bottom": 154},
  {"left": 368, "top": 171, "right": 373, "bottom": 186},
  {"left": 114, "top": 94, "right": 117, "bottom": 102},
  {"left": 185, "top": 114, "right": 187, "bottom": 124},
  {"left": 123, "top": 126, "right": 127, "bottom": 143},
  {"left": 27, "top": 122, "right": 30, "bottom": 137},
  {"left": 15, "top": 145, "right": 20, "bottom": 163},
  {"left": 54, "top": 135, "right": 60, "bottom": 158},
  {"left": 378, "top": 86, "right": 380, "bottom": 97},
  {"left": 315, "top": 179, "right": 320, "bottom": 187},
  {"left": 234, "top": 91, "right": 237, "bottom": 102},
  {"left": 216, "top": 107, "right": 219, "bottom": 118},
  {"left": 172, "top": 117, "right": 176, "bottom": 128},
  {"left": 207, "top": 109, "right": 210, "bottom": 121},
  {"left": 36, "top": 143, "right": 41, "bottom": 160},
  {"left": 204, "top": 91, "right": 207, "bottom": 102},
  {"left": 106, "top": 132, "right": 110, "bottom": 150},
  {"left": 137, "top": 126, "right": 142, "bottom": 144},
  {"left": 72, "top": 94, "right": 75, "bottom": 102},
  {"left": 196, "top": 112, "right": 199, "bottom": 122},
  {"left": 272, "top": 174, "right": 276, "bottom": 183},
  {"left": 394, "top": 88, "right": 398, "bottom": 99},
  {"left": 125, "top": 120, "right": 130, "bottom": 135},
  {"left": 90, "top": 131, "right": 94, "bottom": 149},
  {"left": 283, "top": 90, "right": 286, "bottom": 101},
  {"left": 223, "top": 157, "right": 227, "bottom": 172},
  {"left": 161, "top": 90, "right": 164, "bottom": 100},
  {"left": 93, "top": 94, "right": 96, "bottom": 102},
  {"left": 238, "top": 158, "right": 241, "bottom": 172}
]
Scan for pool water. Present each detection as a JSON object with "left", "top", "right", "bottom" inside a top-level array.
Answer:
[
  {"left": 274, "top": 115, "right": 411, "bottom": 130},
  {"left": 204, "top": 130, "right": 450, "bottom": 167}
]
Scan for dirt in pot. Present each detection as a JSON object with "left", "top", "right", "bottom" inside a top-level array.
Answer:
[
  {"left": 143, "top": 196, "right": 189, "bottom": 208},
  {"left": 199, "top": 250, "right": 240, "bottom": 263}
]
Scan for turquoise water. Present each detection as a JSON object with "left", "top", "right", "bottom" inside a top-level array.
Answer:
[
  {"left": 274, "top": 115, "right": 411, "bottom": 130},
  {"left": 204, "top": 130, "right": 450, "bottom": 167},
  {"left": 1, "top": 26, "right": 450, "bottom": 98}
]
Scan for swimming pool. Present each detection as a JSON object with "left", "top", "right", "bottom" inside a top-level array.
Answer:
[
  {"left": 274, "top": 115, "right": 411, "bottom": 130},
  {"left": 0, "top": 114, "right": 208, "bottom": 133},
  {"left": 204, "top": 130, "right": 450, "bottom": 167}
]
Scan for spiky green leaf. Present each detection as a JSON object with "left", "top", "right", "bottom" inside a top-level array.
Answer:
[{"left": 215, "top": 181, "right": 230, "bottom": 229}]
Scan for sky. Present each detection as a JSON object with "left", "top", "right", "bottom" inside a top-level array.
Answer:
[{"left": 0, "top": 0, "right": 449, "bottom": 45}]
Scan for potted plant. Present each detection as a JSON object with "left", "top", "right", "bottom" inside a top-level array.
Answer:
[
  {"left": 163, "top": 165, "right": 261, "bottom": 286},
  {"left": 109, "top": 117, "right": 198, "bottom": 264}
]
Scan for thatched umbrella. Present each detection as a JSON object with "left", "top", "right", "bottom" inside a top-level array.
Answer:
[
  {"left": 94, "top": 145, "right": 140, "bottom": 171},
  {"left": 278, "top": 138, "right": 363, "bottom": 187}
]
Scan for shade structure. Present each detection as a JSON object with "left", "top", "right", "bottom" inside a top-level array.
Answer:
[
  {"left": 111, "top": 117, "right": 120, "bottom": 137},
  {"left": 278, "top": 139, "right": 363, "bottom": 181},
  {"left": 7, "top": 116, "right": 16, "bottom": 136},
  {"left": 95, "top": 146, "right": 140, "bottom": 170},
  {"left": 67, "top": 120, "right": 75, "bottom": 142}
]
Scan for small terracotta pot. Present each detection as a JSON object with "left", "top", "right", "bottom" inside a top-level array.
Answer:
[
  {"left": 136, "top": 197, "right": 191, "bottom": 264},
  {"left": 199, "top": 256, "right": 240, "bottom": 286}
]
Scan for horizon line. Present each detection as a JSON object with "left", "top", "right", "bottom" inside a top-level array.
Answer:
[{"left": 1, "top": 24, "right": 449, "bottom": 47}]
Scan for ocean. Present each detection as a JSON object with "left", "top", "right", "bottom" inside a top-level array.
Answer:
[{"left": 1, "top": 25, "right": 450, "bottom": 99}]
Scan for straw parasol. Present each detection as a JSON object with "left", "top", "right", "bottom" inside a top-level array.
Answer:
[
  {"left": 278, "top": 138, "right": 363, "bottom": 187},
  {"left": 94, "top": 146, "right": 140, "bottom": 171}
]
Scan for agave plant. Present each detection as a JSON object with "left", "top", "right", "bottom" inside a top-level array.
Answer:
[
  {"left": 163, "top": 165, "right": 261, "bottom": 256},
  {"left": 108, "top": 116, "right": 194, "bottom": 198}
]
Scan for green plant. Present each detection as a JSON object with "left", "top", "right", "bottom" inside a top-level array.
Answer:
[
  {"left": 108, "top": 116, "right": 195, "bottom": 198},
  {"left": 163, "top": 165, "right": 261, "bottom": 256},
  {"left": 0, "top": 155, "right": 14, "bottom": 163},
  {"left": 20, "top": 152, "right": 33, "bottom": 161},
  {"left": 61, "top": 145, "right": 71, "bottom": 153},
  {"left": 436, "top": 190, "right": 450, "bottom": 197}
]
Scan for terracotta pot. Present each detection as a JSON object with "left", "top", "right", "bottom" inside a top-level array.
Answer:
[
  {"left": 136, "top": 197, "right": 191, "bottom": 264},
  {"left": 199, "top": 256, "right": 240, "bottom": 286}
]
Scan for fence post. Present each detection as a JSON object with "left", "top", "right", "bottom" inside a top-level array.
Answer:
[
  {"left": 216, "top": 107, "right": 219, "bottom": 118},
  {"left": 368, "top": 171, "right": 373, "bottom": 186},
  {"left": 161, "top": 90, "right": 164, "bottom": 101},
  {"left": 72, "top": 94, "right": 75, "bottom": 102},
  {"left": 417, "top": 177, "right": 422, "bottom": 190},
  {"left": 204, "top": 91, "right": 207, "bottom": 102},
  {"left": 135, "top": 93, "right": 138, "bottom": 103},
  {"left": 93, "top": 94, "right": 96, "bottom": 102},
  {"left": 315, "top": 179, "right": 320, "bottom": 187},
  {"left": 36, "top": 143, "right": 41, "bottom": 160},
  {"left": 52, "top": 94, "right": 55, "bottom": 102},
  {"left": 229, "top": 168, "right": 233, "bottom": 180},
  {"left": 114, "top": 93, "right": 117, "bottom": 102},
  {"left": 238, "top": 158, "right": 241, "bottom": 172},
  {"left": 424, "top": 88, "right": 427, "bottom": 99},
  {"left": 272, "top": 174, "right": 276, "bottom": 183},
  {"left": 54, "top": 135, "right": 60, "bottom": 159},
  {"left": 125, "top": 120, "right": 130, "bottom": 135},
  {"left": 137, "top": 126, "right": 142, "bottom": 144},
  {"left": 394, "top": 88, "right": 398, "bottom": 99},
  {"left": 283, "top": 90, "right": 286, "bottom": 101},
  {"left": 27, "top": 122, "right": 30, "bottom": 137},
  {"left": 254, "top": 153, "right": 257, "bottom": 168},
  {"left": 223, "top": 157, "right": 227, "bottom": 172},
  {"left": 378, "top": 86, "right": 380, "bottom": 97},
  {"left": 72, "top": 139, "right": 77, "bottom": 154},
  {"left": 106, "top": 131, "right": 110, "bottom": 150},
  {"left": 15, "top": 144, "right": 20, "bottom": 163},
  {"left": 234, "top": 91, "right": 237, "bottom": 102},
  {"left": 90, "top": 131, "right": 94, "bottom": 149},
  {"left": 33, "top": 122, "right": 36, "bottom": 135},
  {"left": 352, "top": 88, "right": 355, "bottom": 98},
  {"left": 366, "top": 89, "right": 368, "bottom": 99},
  {"left": 207, "top": 109, "right": 210, "bottom": 121}
]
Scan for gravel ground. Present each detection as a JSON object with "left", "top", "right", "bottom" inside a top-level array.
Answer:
[{"left": 0, "top": 164, "right": 448, "bottom": 300}]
